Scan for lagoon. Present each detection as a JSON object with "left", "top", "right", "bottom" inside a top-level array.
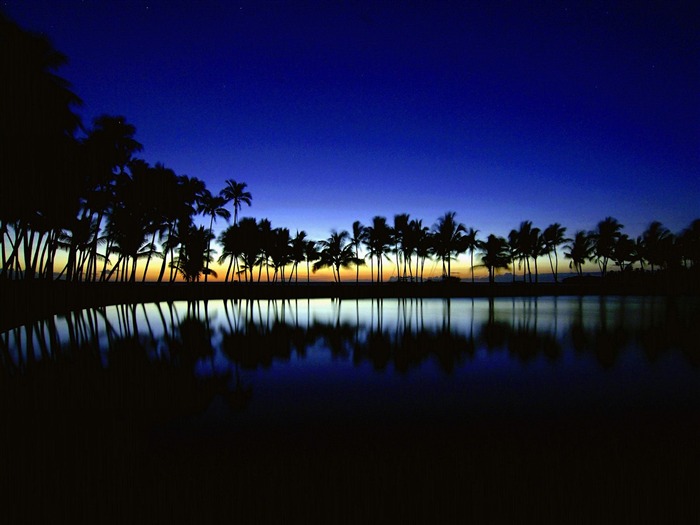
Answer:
[{"left": 2, "top": 296, "right": 699, "bottom": 523}]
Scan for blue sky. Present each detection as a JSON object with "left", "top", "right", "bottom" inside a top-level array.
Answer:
[{"left": 4, "top": 1, "right": 698, "bottom": 265}]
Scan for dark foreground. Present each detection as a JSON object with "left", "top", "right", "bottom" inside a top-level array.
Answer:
[{"left": 2, "top": 408, "right": 698, "bottom": 524}]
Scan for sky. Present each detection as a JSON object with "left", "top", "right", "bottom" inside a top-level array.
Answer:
[{"left": 3, "top": 0, "right": 699, "bottom": 278}]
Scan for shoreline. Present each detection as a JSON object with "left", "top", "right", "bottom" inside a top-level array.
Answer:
[{"left": 2, "top": 278, "right": 698, "bottom": 333}]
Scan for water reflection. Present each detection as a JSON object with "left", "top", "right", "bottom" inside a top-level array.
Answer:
[{"left": 1, "top": 297, "right": 698, "bottom": 419}]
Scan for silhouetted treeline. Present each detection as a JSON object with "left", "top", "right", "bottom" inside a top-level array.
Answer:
[{"left": 2, "top": 13, "right": 699, "bottom": 285}]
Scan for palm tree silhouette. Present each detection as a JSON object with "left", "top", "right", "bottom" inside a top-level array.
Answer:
[
  {"left": 392, "top": 213, "right": 410, "bottom": 280},
  {"left": 564, "top": 231, "right": 591, "bottom": 277},
  {"left": 170, "top": 225, "right": 216, "bottom": 282},
  {"left": 403, "top": 218, "right": 428, "bottom": 281},
  {"left": 197, "top": 190, "right": 231, "bottom": 282},
  {"left": 432, "top": 212, "right": 466, "bottom": 279},
  {"left": 218, "top": 224, "right": 241, "bottom": 282},
  {"left": 255, "top": 218, "right": 273, "bottom": 282},
  {"left": 364, "top": 216, "right": 392, "bottom": 283},
  {"left": 349, "top": 221, "right": 366, "bottom": 283},
  {"left": 303, "top": 239, "right": 320, "bottom": 283},
  {"left": 80, "top": 115, "right": 143, "bottom": 282},
  {"left": 237, "top": 217, "right": 261, "bottom": 282},
  {"left": 679, "top": 219, "right": 700, "bottom": 270},
  {"left": 640, "top": 221, "right": 672, "bottom": 273},
  {"left": 507, "top": 229, "right": 520, "bottom": 283},
  {"left": 515, "top": 221, "right": 536, "bottom": 282},
  {"left": 478, "top": 234, "right": 510, "bottom": 283},
  {"left": 289, "top": 230, "right": 308, "bottom": 283},
  {"left": 219, "top": 179, "right": 251, "bottom": 226},
  {"left": 542, "top": 223, "right": 568, "bottom": 283},
  {"left": 612, "top": 233, "right": 637, "bottom": 272},
  {"left": 269, "top": 227, "right": 292, "bottom": 282},
  {"left": 463, "top": 227, "right": 479, "bottom": 283},
  {"left": 313, "top": 230, "right": 361, "bottom": 283},
  {"left": 590, "top": 217, "right": 623, "bottom": 277}
]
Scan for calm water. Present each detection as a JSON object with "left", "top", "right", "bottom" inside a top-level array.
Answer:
[
  {"left": 2, "top": 296, "right": 699, "bottom": 523},
  {"left": 3, "top": 296, "right": 698, "bottom": 424}
]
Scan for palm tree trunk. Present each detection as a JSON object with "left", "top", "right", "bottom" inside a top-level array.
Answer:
[
  {"left": 141, "top": 230, "right": 158, "bottom": 282},
  {"left": 547, "top": 252, "right": 556, "bottom": 283},
  {"left": 470, "top": 250, "right": 475, "bottom": 283},
  {"left": 225, "top": 257, "right": 234, "bottom": 282},
  {"left": 106, "top": 255, "right": 122, "bottom": 282},
  {"left": 30, "top": 230, "right": 47, "bottom": 279},
  {"left": 23, "top": 228, "right": 35, "bottom": 280},
  {"left": 205, "top": 216, "right": 214, "bottom": 283}
]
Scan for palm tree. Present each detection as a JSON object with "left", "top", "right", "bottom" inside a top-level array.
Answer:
[
  {"left": 364, "top": 216, "right": 392, "bottom": 282},
  {"left": 463, "top": 227, "right": 479, "bottom": 283},
  {"left": 542, "top": 223, "right": 568, "bottom": 283},
  {"left": 530, "top": 227, "right": 545, "bottom": 283},
  {"left": 612, "top": 234, "right": 637, "bottom": 272},
  {"left": 563, "top": 231, "right": 591, "bottom": 277},
  {"left": 432, "top": 212, "right": 466, "bottom": 279},
  {"left": 478, "top": 235, "right": 510, "bottom": 284},
  {"left": 313, "top": 230, "right": 361, "bottom": 283},
  {"left": 237, "top": 217, "right": 261, "bottom": 282},
  {"left": 219, "top": 179, "right": 252, "bottom": 226},
  {"left": 403, "top": 218, "right": 428, "bottom": 281},
  {"left": 515, "top": 221, "right": 536, "bottom": 282},
  {"left": 590, "top": 217, "right": 624, "bottom": 277},
  {"left": 679, "top": 219, "right": 700, "bottom": 270},
  {"left": 80, "top": 115, "right": 143, "bottom": 282},
  {"left": 303, "top": 239, "right": 320, "bottom": 283},
  {"left": 640, "top": 221, "right": 672, "bottom": 273},
  {"left": 349, "top": 221, "right": 366, "bottom": 283},
  {"left": 0, "top": 13, "right": 82, "bottom": 281},
  {"left": 255, "top": 218, "right": 273, "bottom": 282},
  {"left": 198, "top": 190, "right": 231, "bottom": 282},
  {"left": 415, "top": 228, "right": 433, "bottom": 282},
  {"left": 170, "top": 225, "right": 216, "bottom": 282},
  {"left": 269, "top": 227, "right": 292, "bottom": 282},
  {"left": 507, "top": 229, "right": 520, "bottom": 282},
  {"left": 154, "top": 174, "right": 206, "bottom": 282},
  {"left": 218, "top": 224, "right": 241, "bottom": 282},
  {"left": 392, "top": 213, "right": 410, "bottom": 280},
  {"left": 288, "top": 230, "right": 308, "bottom": 283}
]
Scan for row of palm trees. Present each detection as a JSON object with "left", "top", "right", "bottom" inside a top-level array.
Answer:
[
  {"left": 2, "top": 13, "right": 699, "bottom": 284},
  {"left": 216, "top": 213, "right": 700, "bottom": 284}
]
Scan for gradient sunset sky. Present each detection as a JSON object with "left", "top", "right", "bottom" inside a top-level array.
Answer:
[{"left": 4, "top": 1, "right": 698, "bottom": 278}]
